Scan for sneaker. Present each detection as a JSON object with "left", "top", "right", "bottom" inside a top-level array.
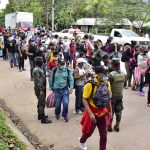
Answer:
[
  {"left": 56, "top": 115, "right": 60, "bottom": 120},
  {"left": 19, "top": 69, "right": 22, "bottom": 72},
  {"left": 128, "top": 84, "right": 131, "bottom": 87},
  {"left": 78, "top": 110, "right": 83, "bottom": 115},
  {"left": 124, "top": 86, "right": 128, "bottom": 89},
  {"left": 75, "top": 110, "right": 83, "bottom": 115},
  {"left": 132, "top": 87, "right": 138, "bottom": 91},
  {"left": 22, "top": 68, "right": 26, "bottom": 71},
  {"left": 139, "top": 92, "right": 145, "bottom": 97},
  {"left": 62, "top": 117, "right": 68, "bottom": 122},
  {"left": 147, "top": 104, "right": 150, "bottom": 107},
  {"left": 141, "top": 89, "right": 145, "bottom": 93},
  {"left": 79, "top": 137, "right": 87, "bottom": 150}
]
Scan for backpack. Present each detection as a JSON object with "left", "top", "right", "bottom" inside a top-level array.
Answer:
[
  {"left": 121, "top": 50, "right": 127, "bottom": 62},
  {"left": 93, "top": 83, "right": 111, "bottom": 109},
  {"left": 52, "top": 67, "right": 70, "bottom": 87},
  {"left": 80, "top": 42, "right": 86, "bottom": 53},
  {"left": 85, "top": 80, "right": 111, "bottom": 109}
]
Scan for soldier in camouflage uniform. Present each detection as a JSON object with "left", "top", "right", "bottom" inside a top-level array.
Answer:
[
  {"left": 33, "top": 57, "right": 52, "bottom": 124},
  {"left": 108, "top": 58, "right": 126, "bottom": 132}
]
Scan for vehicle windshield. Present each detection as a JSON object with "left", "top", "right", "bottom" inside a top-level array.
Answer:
[
  {"left": 21, "top": 22, "right": 33, "bottom": 28},
  {"left": 121, "top": 30, "right": 139, "bottom": 37}
]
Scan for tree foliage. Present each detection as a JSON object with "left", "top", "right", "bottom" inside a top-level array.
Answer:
[{"left": 1, "top": 0, "right": 150, "bottom": 30}]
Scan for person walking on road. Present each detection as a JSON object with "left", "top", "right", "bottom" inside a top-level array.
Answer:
[
  {"left": 80, "top": 66, "right": 112, "bottom": 150},
  {"left": 50, "top": 59, "right": 74, "bottom": 122},
  {"left": 33, "top": 57, "right": 52, "bottom": 124},
  {"left": 108, "top": 58, "right": 126, "bottom": 132}
]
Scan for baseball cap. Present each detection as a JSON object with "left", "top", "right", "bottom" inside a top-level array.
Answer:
[
  {"left": 77, "top": 58, "right": 87, "bottom": 64},
  {"left": 95, "top": 66, "right": 108, "bottom": 74},
  {"left": 111, "top": 58, "right": 120, "bottom": 64},
  {"left": 58, "top": 59, "right": 65, "bottom": 65}
]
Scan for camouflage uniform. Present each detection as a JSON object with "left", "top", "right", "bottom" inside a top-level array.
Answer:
[
  {"left": 108, "top": 58, "right": 126, "bottom": 132},
  {"left": 33, "top": 67, "right": 46, "bottom": 120}
]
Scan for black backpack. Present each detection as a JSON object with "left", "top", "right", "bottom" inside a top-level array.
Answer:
[{"left": 121, "top": 50, "right": 127, "bottom": 62}]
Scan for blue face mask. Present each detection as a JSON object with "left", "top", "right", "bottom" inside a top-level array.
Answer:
[
  {"left": 102, "top": 76, "right": 108, "bottom": 82},
  {"left": 59, "top": 66, "right": 65, "bottom": 70}
]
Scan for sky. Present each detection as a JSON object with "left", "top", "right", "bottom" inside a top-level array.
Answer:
[{"left": 0, "top": 0, "right": 9, "bottom": 9}]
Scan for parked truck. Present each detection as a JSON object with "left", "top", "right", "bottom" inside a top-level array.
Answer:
[
  {"left": 5, "top": 12, "right": 34, "bottom": 32},
  {"left": 93, "top": 29, "right": 150, "bottom": 49}
]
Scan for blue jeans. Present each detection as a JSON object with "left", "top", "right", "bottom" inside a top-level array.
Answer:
[
  {"left": 8, "top": 52, "right": 17, "bottom": 67},
  {"left": 75, "top": 85, "right": 84, "bottom": 112},
  {"left": 15, "top": 53, "right": 19, "bottom": 65},
  {"left": 54, "top": 87, "right": 69, "bottom": 118},
  {"left": 29, "top": 59, "right": 35, "bottom": 78}
]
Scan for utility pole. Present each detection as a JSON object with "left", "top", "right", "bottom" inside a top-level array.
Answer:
[
  {"left": 52, "top": 0, "right": 55, "bottom": 31},
  {"left": 46, "top": 4, "right": 49, "bottom": 29}
]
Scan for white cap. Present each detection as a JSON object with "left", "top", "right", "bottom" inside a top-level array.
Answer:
[{"left": 77, "top": 58, "right": 87, "bottom": 64}]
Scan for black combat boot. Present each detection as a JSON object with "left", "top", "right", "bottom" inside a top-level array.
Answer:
[
  {"left": 38, "top": 115, "right": 48, "bottom": 120},
  {"left": 107, "top": 125, "right": 113, "bottom": 132},
  {"left": 114, "top": 122, "right": 120, "bottom": 132},
  {"left": 41, "top": 118, "right": 52, "bottom": 124}
]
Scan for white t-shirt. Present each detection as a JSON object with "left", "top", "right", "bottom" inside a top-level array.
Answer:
[
  {"left": 147, "top": 51, "right": 150, "bottom": 58},
  {"left": 75, "top": 67, "right": 86, "bottom": 86},
  {"left": 63, "top": 41, "right": 70, "bottom": 53}
]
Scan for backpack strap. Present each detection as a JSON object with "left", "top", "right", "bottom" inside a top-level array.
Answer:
[
  {"left": 85, "top": 80, "right": 98, "bottom": 100},
  {"left": 66, "top": 68, "right": 70, "bottom": 88},
  {"left": 52, "top": 67, "right": 57, "bottom": 86},
  {"left": 52, "top": 67, "right": 70, "bottom": 87}
]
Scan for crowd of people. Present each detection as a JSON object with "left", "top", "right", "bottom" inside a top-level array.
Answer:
[{"left": 0, "top": 28, "right": 150, "bottom": 150}]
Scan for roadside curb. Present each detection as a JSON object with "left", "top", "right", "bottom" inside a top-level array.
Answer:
[
  {"left": 6, "top": 116, "right": 35, "bottom": 150},
  {"left": 0, "top": 99, "right": 50, "bottom": 150}
]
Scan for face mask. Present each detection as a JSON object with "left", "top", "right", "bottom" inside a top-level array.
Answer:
[
  {"left": 31, "top": 42, "right": 35, "bottom": 45},
  {"left": 102, "top": 76, "right": 108, "bottom": 82},
  {"left": 59, "top": 66, "right": 65, "bottom": 70}
]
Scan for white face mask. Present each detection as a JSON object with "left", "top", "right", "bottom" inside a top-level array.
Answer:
[
  {"left": 102, "top": 76, "right": 108, "bottom": 82},
  {"left": 31, "top": 42, "right": 35, "bottom": 45}
]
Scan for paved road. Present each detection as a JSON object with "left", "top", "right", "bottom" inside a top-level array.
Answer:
[{"left": 0, "top": 59, "right": 150, "bottom": 150}]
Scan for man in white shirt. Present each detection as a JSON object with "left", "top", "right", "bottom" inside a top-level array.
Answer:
[
  {"left": 73, "top": 58, "right": 89, "bottom": 114},
  {"left": 63, "top": 36, "right": 70, "bottom": 66}
]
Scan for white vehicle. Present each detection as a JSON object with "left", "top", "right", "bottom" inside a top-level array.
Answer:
[
  {"left": 93, "top": 29, "right": 150, "bottom": 48},
  {"left": 5, "top": 12, "right": 34, "bottom": 32},
  {"left": 53, "top": 28, "right": 85, "bottom": 39}
]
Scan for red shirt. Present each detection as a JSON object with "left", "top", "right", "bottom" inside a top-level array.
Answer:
[{"left": 48, "top": 60, "right": 57, "bottom": 69}]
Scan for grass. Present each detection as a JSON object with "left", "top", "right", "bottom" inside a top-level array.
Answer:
[{"left": 0, "top": 109, "right": 26, "bottom": 150}]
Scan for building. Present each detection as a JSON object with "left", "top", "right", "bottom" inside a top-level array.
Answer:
[{"left": 72, "top": 18, "right": 133, "bottom": 33}]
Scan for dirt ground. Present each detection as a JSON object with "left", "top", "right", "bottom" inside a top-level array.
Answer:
[{"left": 0, "top": 59, "right": 150, "bottom": 150}]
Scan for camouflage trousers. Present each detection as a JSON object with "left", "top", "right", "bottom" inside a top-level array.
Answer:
[
  {"left": 35, "top": 90, "right": 46, "bottom": 118},
  {"left": 111, "top": 97, "right": 124, "bottom": 123}
]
